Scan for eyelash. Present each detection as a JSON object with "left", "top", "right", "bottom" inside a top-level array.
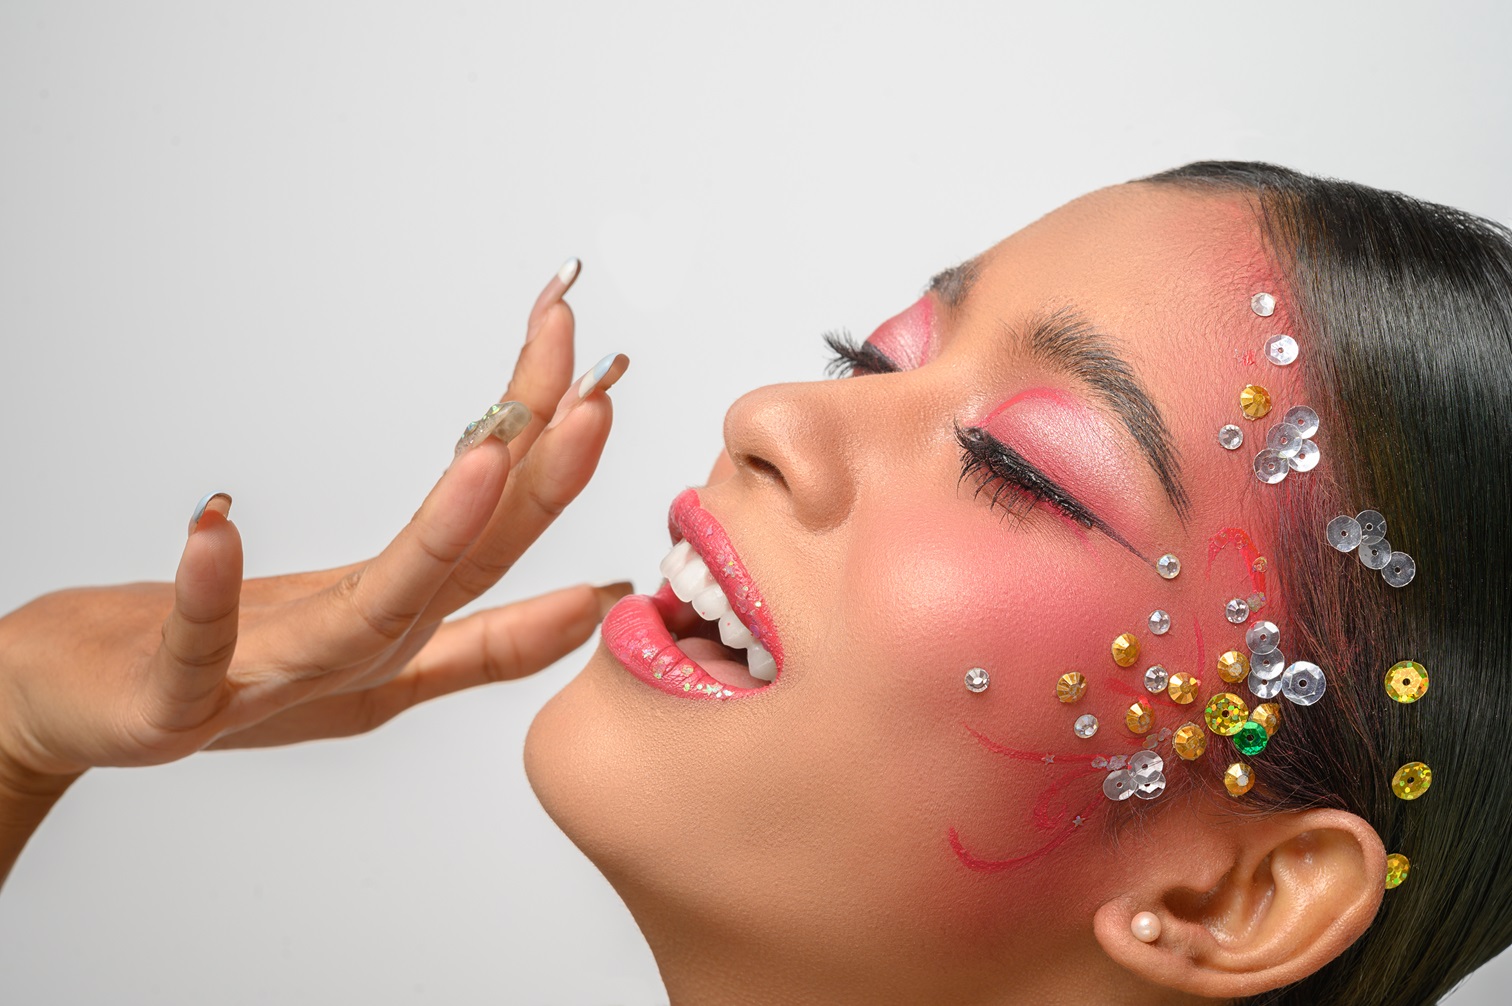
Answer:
[{"left": 822, "top": 331, "right": 1094, "bottom": 528}]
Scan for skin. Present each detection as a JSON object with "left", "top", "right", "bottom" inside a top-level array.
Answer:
[{"left": 526, "top": 184, "right": 1387, "bottom": 1005}]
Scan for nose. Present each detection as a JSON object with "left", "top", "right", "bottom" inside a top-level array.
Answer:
[{"left": 718, "top": 381, "right": 859, "bottom": 532}]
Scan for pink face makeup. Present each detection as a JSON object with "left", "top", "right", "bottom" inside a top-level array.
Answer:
[{"left": 864, "top": 294, "right": 938, "bottom": 370}]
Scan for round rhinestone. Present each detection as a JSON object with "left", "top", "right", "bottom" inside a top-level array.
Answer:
[
  {"left": 1252, "top": 556, "right": 1269, "bottom": 573},
  {"left": 1392, "top": 762, "right": 1433, "bottom": 801},
  {"left": 1251, "top": 648, "right": 1286, "bottom": 680},
  {"left": 1356, "top": 510, "right": 1387, "bottom": 544},
  {"left": 485, "top": 402, "right": 503, "bottom": 417},
  {"left": 1254, "top": 448, "right": 1288, "bottom": 484},
  {"left": 464, "top": 420, "right": 479, "bottom": 435},
  {"left": 1383, "top": 552, "right": 1417, "bottom": 588},
  {"left": 1167, "top": 672, "right": 1200, "bottom": 705},
  {"left": 1204, "top": 693, "right": 1249, "bottom": 735},
  {"left": 1245, "top": 620, "right": 1280, "bottom": 654},
  {"left": 1288, "top": 439, "right": 1320, "bottom": 471},
  {"left": 1239, "top": 384, "right": 1273, "bottom": 420},
  {"left": 1224, "top": 761, "right": 1256, "bottom": 797},
  {"left": 1249, "top": 674, "right": 1284, "bottom": 700},
  {"left": 1134, "top": 773, "right": 1167, "bottom": 800},
  {"left": 1264, "top": 334, "right": 1299, "bottom": 366},
  {"left": 1251, "top": 292, "right": 1276, "bottom": 316},
  {"left": 1266, "top": 421, "right": 1304, "bottom": 459},
  {"left": 1234, "top": 721, "right": 1270, "bottom": 757},
  {"left": 1173, "top": 722, "right": 1207, "bottom": 760},
  {"left": 964, "top": 667, "right": 990, "bottom": 693},
  {"left": 1217, "top": 424, "right": 1244, "bottom": 450},
  {"left": 1250, "top": 702, "right": 1282, "bottom": 737},
  {"left": 1358, "top": 538, "right": 1393, "bottom": 570},
  {"left": 1130, "top": 751, "right": 1165, "bottom": 777},
  {"left": 1280, "top": 661, "right": 1327, "bottom": 706},
  {"left": 1225, "top": 598, "right": 1250, "bottom": 624},
  {"left": 1074, "top": 714, "right": 1100, "bottom": 739},
  {"left": 1144, "top": 665, "right": 1170, "bottom": 693},
  {"left": 1056, "top": 672, "right": 1087, "bottom": 703},
  {"left": 1157, "top": 553, "right": 1181, "bottom": 579},
  {"left": 1385, "top": 853, "right": 1411, "bottom": 890},
  {"left": 1217, "top": 650, "right": 1251, "bottom": 683},
  {"left": 1103, "top": 769, "right": 1136, "bottom": 801},
  {"left": 1126, "top": 701, "right": 1155, "bottom": 735},
  {"left": 1326, "top": 515, "right": 1362, "bottom": 552},
  {"left": 1111, "top": 632, "right": 1141, "bottom": 667},
  {"left": 1148, "top": 609, "right": 1172, "bottom": 635},
  {"left": 1386, "top": 661, "right": 1429, "bottom": 703},
  {"left": 1282, "top": 405, "right": 1319, "bottom": 438}
]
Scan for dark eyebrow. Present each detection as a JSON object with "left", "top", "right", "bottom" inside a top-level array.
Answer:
[{"left": 928, "top": 258, "right": 981, "bottom": 309}]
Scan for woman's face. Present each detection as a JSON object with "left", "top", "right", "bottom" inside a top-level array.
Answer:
[{"left": 527, "top": 183, "right": 1300, "bottom": 999}]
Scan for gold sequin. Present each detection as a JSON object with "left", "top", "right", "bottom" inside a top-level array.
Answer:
[
  {"left": 1056, "top": 672, "right": 1087, "bottom": 703},
  {"left": 1111, "top": 632, "right": 1140, "bottom": 667},
  {"left": 1240, "top": 384, "right": 1273, "bottom": 420},
  {"left": 1173, "top": 722, "right": 1207, "bottom": 760},
  {"left": 1126, "top": 701, "right": 1154, "bottom": 735},
  {"left": 1392, "top": 761, "right": 1433, "bottom": 800},
  {"left": 1250, "top": 703, "right": 1282, "bottom": 737},
  {"left": 1217, "top": 650, "right": 1251, "bottom": 684},
  {"left": 1224, "top": 761, "right": 1255, "bottom": 797},
  {"left": 1385, "top": 853, "right": 1411, "bottom": 890},
  {"left": 1167, "top": 672, "right": 1200, "bottom": 705},
  {"left": 1385, "top": 661, "right": 1429, "bottom": 704},
  {"left": 1204, "top": 692, "right": 1249, "bottom": 736}
]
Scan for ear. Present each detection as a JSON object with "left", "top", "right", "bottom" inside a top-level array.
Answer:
[{"left": 1093, "top": 806, "right": 1387, "bottom": 999}]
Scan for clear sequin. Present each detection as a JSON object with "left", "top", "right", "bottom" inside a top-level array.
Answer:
[
  {"left": 1326, "top": 515, "right": 1362, "bottom": 552},
  {"left": 1074, "top": 714, "right": 1100, "bottom": 739},
  {"left": 1234, "top": 721, "right": 1270, "bottom": 756},
  {"left": 1385, "top": 853, "right": 1411, "bottom": 890},
  {"left": 1217, "top": 650, "right": 1250, "bottom": 683},
  {"left": 1281, "top": 405, "right": 1319, "bottom": 439},
  {"left": 1130, "top": 751, "right": 1165, "bottom": 777},
  {"left": 1264, "top": 334, "right": 1299, "bottom": 366},
  {"left": 1167, "top": 672, "right": 1200, "bottom": 704},
  {"left": 1224, "top": 761, "right": 1255, "bottom": 797},
  {"left": 1251, "top": 648, "right": 1286, "bottom": 680},
  {"left": 1134, "top": 773, "right": 1167, "bottom": 800},
  {"left": 1112, "top": 633, "right": 1141, "bottom": 667},
  {"left": 1144, "top": 665, "right": 1170, "bottom": 693},
  {"left": 1251, "top": 292, "right": 1276, "bottom": 317},
  {"left": 1149, "top": 609, "right": 1171, "bottom": 635},
  {"left": 1288, "top": 439, "right": 1320, "bottom": 471},
  {"left": 1204, "top": 693, "right": 1249, "bottom": 736},
  {"left": 1173, "top": 722, "right": 1207, "bottom": 760},
  {"left": 1218, "top": 424, "right": 1244, "bottom": 450},
  {"left": 1280, "top": 661, "right": 1327, "bottom": 706},
  {"left": 1157, "top": 553, "right": 1181, "bottom": 579},
  {"left": 1392, "top": 762, "right": 1432, "bottom": 801},
  {"left": 964, "top": 667, "right": 990, "bottom": 693},
  {"left": 1266, "top": 421, "right": 1304, "bottom": 459},
  {"left": 1359, "top": 539, "right": 1392, "bottom": 570},
  {"left": 1383, "top": 552, "right": 1417, "bottom": 588},
  {"left": 1240, "top": 384, "right": 1273, "bottom": 420},
  {"left": 1056, "top": 672, "right": 1087, "bottom": 703},
  {"left": 1254, "top": 449, "right": 1288, "bottom": 484},
  {"left": 1223, "top": 598, "right": 1249, "bottom": 624},
  {"left": 1126, "top": 701, "right": 1155, "bottom": 735},
  {"left": 1103, "top": 769, "right": 1136, "bottom": 801},
  {"left": 1245, "top": 620, "right": 1280, "bottom": 654},
  {"left": 1356, "top": 510, "right": 1387, "bottom": 544},
  {"left": 1249, "top": 673, "right": 1284, "bottom": 700},
  {"left": 1385, "top": 661, "right": 1429, "bottom": 703}
]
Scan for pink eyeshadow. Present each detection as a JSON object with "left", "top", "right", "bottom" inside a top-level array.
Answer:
[{"left": 865, "top": 294, "right": 937, "bottom": 370}]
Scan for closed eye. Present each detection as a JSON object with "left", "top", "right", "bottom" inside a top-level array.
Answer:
[{"left": 823, "top": 330, "right": 901, "bottom": 378}]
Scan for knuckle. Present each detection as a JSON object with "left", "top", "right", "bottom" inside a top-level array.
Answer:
[{"left": 336, "top": 569, "right": 420, "bottom": 644}]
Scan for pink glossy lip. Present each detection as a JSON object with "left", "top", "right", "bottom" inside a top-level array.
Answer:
[{"left": 601, "top": 489, "right": 784, "bottom": 700}]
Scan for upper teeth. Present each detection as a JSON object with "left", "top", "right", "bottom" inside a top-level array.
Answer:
[{"left": 658, "top": 539, "right": 777, "bottom": 682}]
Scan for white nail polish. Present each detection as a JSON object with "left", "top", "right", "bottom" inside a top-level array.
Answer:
[
  {"left": 577, "top": 353, "right": 616, "bottom": 398},
  {"left": 557, "top": 257, "right": 581, "bottom": 287}
]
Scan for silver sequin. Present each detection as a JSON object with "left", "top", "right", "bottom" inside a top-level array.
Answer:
[
  {"left": 1103, "top": 770, "right": 1136, "bottom": 801},
  {"left": 1135, "top": 773, "right": 1168, "bottom": 800},
  {"left": 1283, "top": 405, "right": 1320, "bottom": 439},
  {"left": 1383, "top": 552, "right": 1417, "bottom": 588},
  {"left": 1249, "top": 674, "right": 1283, "bottom": 700},
  {"left": 964, "top": 667, "right": 990, "bottom": 693},
  {"left": 1225, "top": 598, "right": 1251, "bottom": 623},
  {"left": 1326, "top": 515, "right": 1362, "bottom": 552},
  {"left": 1157, "top": 554, "right": 1181, "bottom": 579},
  {"left": 1358, "top": 539, "right": 1392, "bottom": 570},
  {"left": 1356, "top": 510, "right": 1387, "bottom": 544},
  {"left": 1251, "top": 292, "right": 1276, "bottom": 317},
  {"left": 1251, "top": 648, "right": 1286, "bottom": 679},
  {"left": 1074, "top": 714, "right": 1099, "bottom": 739},
  {"left": 1149, "top": 609, "right": 1171, "bottom": 635},
  {"left": 1266, "top": 421, "right": 1305, "bottom": 459},
  {"left": 1218, "top": 424, "right": 1244, "bottom": 450},
  {"left": 1130, "top": 751, "right": 1165, "bottom": 777},
  {"left": 1288, "top": 439, "right": 1320, "bottom": 471},
  {"left": 1245, "top": 620, "right": 1280, "bottom": 654},
  {"left": 1254, "top": 449, "right": 1288, "bottom": 484},
  {"left": 1264, "top": 334, "right": 1299, "bottom": 366},
  {"left": 1144, "top": 665, "right": 1170, "bottom": 693},
  {"left": 1281, "top": 661, "right": 1327, "bottom": 706}
]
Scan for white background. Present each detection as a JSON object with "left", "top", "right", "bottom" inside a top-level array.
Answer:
[{"left": 2, "top": 2, "right": 1509, "bottom": 1003}]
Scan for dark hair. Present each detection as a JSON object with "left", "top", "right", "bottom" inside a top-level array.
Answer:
[{"left": 1139, "top": 162, "right": 1512, "bottom": 1005}]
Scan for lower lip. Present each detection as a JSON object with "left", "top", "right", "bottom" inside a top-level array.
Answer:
[{"left": 601, "top": 583, "right": 765, "bottom": 700}]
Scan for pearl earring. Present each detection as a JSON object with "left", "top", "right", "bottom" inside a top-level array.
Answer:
[
  {"left": 964, "top": 667, "right": 990, "bottom": 693},
  {"left": 1131, "top": 911, "right": 1162, "bottom": 943}
]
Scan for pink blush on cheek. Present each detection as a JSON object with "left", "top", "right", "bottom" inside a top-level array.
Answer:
[{"left": 865, "top": 295, "right": 937, "bottom": 369}]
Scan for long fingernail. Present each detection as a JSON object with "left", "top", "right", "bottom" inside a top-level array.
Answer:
[
  {"left": 546, "top": 353, "right": 630, "bottom": 430},
  {"left": 188, "top": 492, "right": 233, "bottom": 537},
  {"left": 526, "top": 258, "right": 582, "bottom": 343},
  {"left": 454, "top": 400, "right": 533, "bottom": 458},
  {"left": 594, "top": 580, "right": 635, "bottom": 619}
]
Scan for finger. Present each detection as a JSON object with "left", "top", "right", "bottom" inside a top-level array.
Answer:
[
  {"left": 501, "top": 290, "right": 578, "bottom": 463},
  {"left": 142, "top": 493, "right": 243, "bottom": 729},
  {"left": 426, "top": 354, "right": 628, "bottom": 614},
  {"left": 208, "top": 582, "right": 629, "bottom": 748},
  {"left": 525, "top": 257, "right": 580, "bottom": 336}
]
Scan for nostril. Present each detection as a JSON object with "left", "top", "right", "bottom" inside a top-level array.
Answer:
[{"left": 739, "top": 453, "right": 787, "bottom": 489}]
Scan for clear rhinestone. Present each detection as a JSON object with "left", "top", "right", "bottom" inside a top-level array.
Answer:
[
  {"left": 1383, "top": 552, "right": 1417, "bottom": 588},
  {"left": 1225, "top": 598, "right": 1250, "bottom": 624},
  {"left": 1218, "top": 424, "right": 1244, "bottom": 450},
  {"left": 1280, "top": 661, "right": 1327, "bottom": 706},
  {"left": 1249, "top": 673, "right": 1283, "bottom": 700},
  {"left": 1356, "top": 510, "right": 1387, "bottom": 544},
  {"left": 1157, "top": 554, "right": 1181, "bottom": 579},
  {"left": 1103, "top": 769, "right": 1135, "bottom": 801},
  {"left": 1245, "top": 620, "right": 1280, "bottom": 654},
  {"left": 1074, "top": 714, "right": 1099, "bottom": 739},
  {"left": 964, "top": 667, "right": 990, "bottom": 693},
  {"left": 1148, "top": 609, "right": 1171, "bottom": 635},
  {"left": 1253, "top": 449, "right": 1288, "bottom": 484},
  {"left": 1288, "top": 439, "right": 1320, "bottom": 471},
  {"left": 1283, "top": 405, "right": 1319, "bottom": 438},
  {"left": 1266, "top": 421, "right": 1304, "bottom": 459},
  {"left": 1264, "top": 334, "right": 1299, "bottom": 366},
  {"left": 1251, "top": 292, "right": 1276, "bottom": 317},
  {"left": 1144, "top": 665, "right": 1170, "bottom": 693},
  {"left": 1251, "top": 648, "right": 1286, "bottom": 679},
  {"left": 1326, "top": 515, "right": 1362, "bottom": 552},
  {"left": 1358, "top": 539, "right": 1392, "bottom": 570}
]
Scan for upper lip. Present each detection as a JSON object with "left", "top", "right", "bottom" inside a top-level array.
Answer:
[{"left": 667, "top": 488, "right": 784, "bottom": 673}]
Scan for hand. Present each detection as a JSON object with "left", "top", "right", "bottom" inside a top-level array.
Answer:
[{"left": 0, "top": 260, "right": 629, "bottom": 780}]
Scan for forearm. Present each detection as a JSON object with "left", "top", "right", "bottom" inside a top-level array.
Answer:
[{"left": 0, "top": 756, "right": 79, "bottom": 892}]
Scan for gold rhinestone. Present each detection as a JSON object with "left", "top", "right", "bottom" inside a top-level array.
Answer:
[
  {"left": 1204, "top": 692, "right": 1249, "bottom": 736},
  {"left": 1111, "top": 632, "right": 1140, "bottom": 668},
  {"left": 1385, "top": 661, "right": 1429, "bottom": 704},
  {"left": 1167, "top": 672, "right": 1200, "bottom": 705},
  {"left": 1217, "top": 650, "right": 1251, "bottom": 684},
  {"left": 1392, "top": 761, "right": 1433, "bottom": 800},
  {"left": 1385, "top": 853, "right": 1411, "bottom": 890},
  {"left": 1173, "top": 722, "right": 1207, "bottom": 760},
  {"left": 1224, "top": 761, "right": 1255, "bottom": 797},
  {"left": 1126, "top": 701, "right": 1154, "bottom": 735},
  {"left": 1250, "top": 703, "right": 1282, "bottom": 737},
  {"left": 1240, "top": 384, "right": 1273, "bottom": 420},
  {"left": 1056, "top": 672, "right": 1087, "bottom": 703}
]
